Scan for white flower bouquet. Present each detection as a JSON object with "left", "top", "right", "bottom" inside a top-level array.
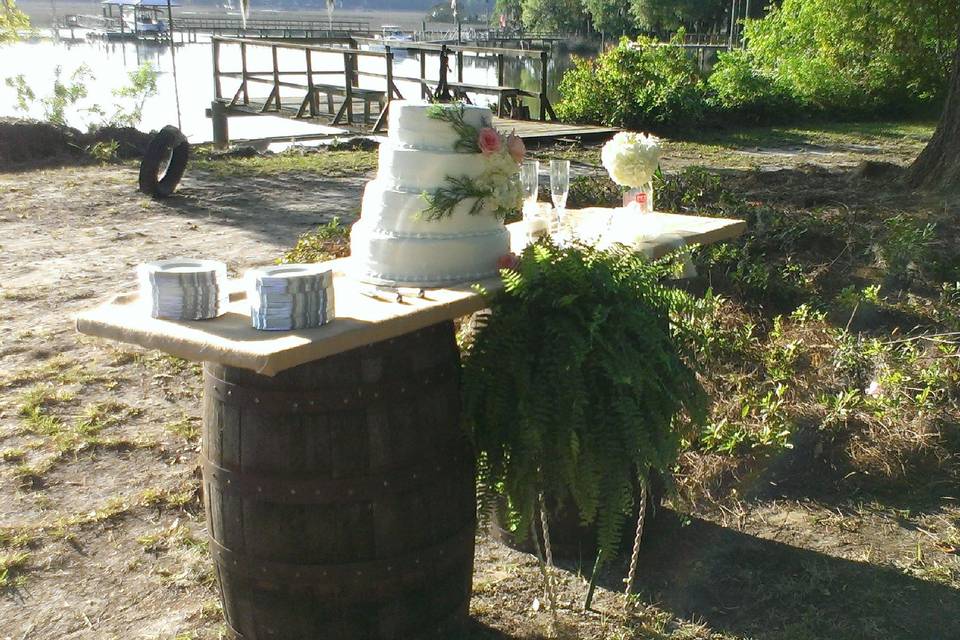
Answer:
[{"left": 601, "top": 131, "right": 661, "bottom": 188}]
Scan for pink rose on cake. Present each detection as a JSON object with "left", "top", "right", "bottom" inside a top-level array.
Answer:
[
  {"left": 477, "top": 127, "right": 502, "bottom": 155},
  {"left": 506, "top": 133, "right": 525, "bottom": 163}
]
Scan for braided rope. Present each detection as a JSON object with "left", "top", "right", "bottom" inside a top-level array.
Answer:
[
  {"left": 623, "top": 476, "right": 648, "bottom": 597},
  {"left": 539, "top": 492, "right": 554, "bottom": 568},
  {"left": 530, "top": 515, "right": 558, "bottom": 631}
]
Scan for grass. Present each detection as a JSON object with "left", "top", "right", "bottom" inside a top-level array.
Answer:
[
  {"left": 165, "top": 415, "right": 201, "bottom": 443},
  {"left": 193, "top": 150, "right": 377, "bottom": 178},
  {"left": 138, "top": 523, "right": 206, "bottom": 554},
  {"left": 278, "top": 216, "right": 351, "bottom": 264},
  {"left": 0, "top": 355, "right": 104, "bottom": 391},
  {"left": 0, "top": 551, "right": 30, "bottom": 589},
  {"left": 139, "top": 485, "right": 201, "bottom": 513},
  {"left": 0, "top": 447, "right": 27, "bottom": 463}
]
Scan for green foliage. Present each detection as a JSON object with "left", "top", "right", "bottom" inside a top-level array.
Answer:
[
  {"left": 707, "top": 49, "right": 795, "bottom": 122},
  {"left": 739, "top": 0, "right": 959, "bottom": 115},
  {"left": 581, "top": 0, "right": 634, "bottom": 36},
  {"left": 630, "top": 0, "right": 727, "bottom": 35},
  {"left": 422, "top": 175, "right": 496, "bottom": 220},
  {"left": 878, "top": 214, "right": 936, "bottom": 287},
  {"left": 5, "top": 62, "right": 158, "bottom": 129},
  {"left": 556, "top": 34, "right": 707, "bottom": 130},
  {"left": 464, "top": 240, "right": 707, "bottom": 559},
  {"left": 6, "top": 65, "right": 92, "bottom": 127},
  {"left": 279, "top": 217, "right": 349, "bottom": 264},
  {"left": 0, "top": 0, "right": 30, "bottom": 43},
  {"left": 492, "top": 0, "right": 521, "bottom": 26},
  {"left": 556, "top": 0, "right": 959, "bottom": 127},
  {"left": 87, "top": 140, "right": 120, "bottom": 163},
  {"left": 521, "top": 0, "right": 585, "bottom": 33},
  {"left": 566, "top": 173, "right": 621, "bottom": 209}
]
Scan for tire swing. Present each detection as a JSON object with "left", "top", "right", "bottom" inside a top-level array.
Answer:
[{"left": 139, "top": 125, "right": 189, "bottom": 199}]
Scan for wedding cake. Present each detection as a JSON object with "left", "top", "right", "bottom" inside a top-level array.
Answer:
[{"left": 350, "top": 100, "right": 524, "bottom": 287}]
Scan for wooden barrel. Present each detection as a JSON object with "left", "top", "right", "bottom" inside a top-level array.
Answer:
[{"left": 201, "top": 321, "right": 476, "bottom": 640}]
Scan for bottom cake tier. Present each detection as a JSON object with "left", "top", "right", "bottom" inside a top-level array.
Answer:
[{"left": 349, "top": 221, "right": 511, "bottom": 287}]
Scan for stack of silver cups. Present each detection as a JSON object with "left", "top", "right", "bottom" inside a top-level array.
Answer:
[
  {"left": 137, "top": 259, "right": 229, "bottom": 320},
  {"left": 247, "top": 264, "right": 335, "bottom": 331}
]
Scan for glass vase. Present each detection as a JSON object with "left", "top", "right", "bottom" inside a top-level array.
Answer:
[{"left": 622, "top": 181, "right": 654, "bottom": 213}]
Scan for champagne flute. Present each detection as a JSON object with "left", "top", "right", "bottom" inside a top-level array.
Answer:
[
  {"left": 550, "top": 159, "right": 570, "bottom": 233},
  {"left": 520, "top": 160, "right": 546, "bottom": 239}
]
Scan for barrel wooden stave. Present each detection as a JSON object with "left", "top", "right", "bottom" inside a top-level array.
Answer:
[{"left": 202, "top": 322, "right": 475, "bottom": 640}]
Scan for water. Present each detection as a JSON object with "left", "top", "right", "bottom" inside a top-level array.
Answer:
[{"left": 0, "top": 33, "right": 579, "bottom": 144}]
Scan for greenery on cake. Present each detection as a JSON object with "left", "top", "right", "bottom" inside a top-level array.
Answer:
[
  {"left": 463, "top": 240, "right": 708, "bottom": 559},
  {"left": 421, "top": 103, "right": 525, "bottom": 221}
]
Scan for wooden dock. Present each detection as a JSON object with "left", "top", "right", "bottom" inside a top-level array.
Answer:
[{"left": 208, "top": 36, "right": 618, "bottom": 147}]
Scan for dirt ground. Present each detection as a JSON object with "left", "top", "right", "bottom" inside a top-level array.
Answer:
[{"left": 1, "top": 127, "right": 958, "bottom": 640}]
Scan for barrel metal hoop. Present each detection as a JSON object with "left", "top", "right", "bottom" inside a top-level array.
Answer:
[
  {"left": 209, "top": 525, "right": 476, "bottom": 593},
  {"left": 200, "top": 442, "right": 472, "bottom": 503},
  {"left": 203, "top": 360, "right": 457, "bottom": 414}
]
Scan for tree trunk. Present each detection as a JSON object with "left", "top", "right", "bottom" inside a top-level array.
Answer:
[{"left": 908, "top": 32, "right": 960, "bottom": 190}]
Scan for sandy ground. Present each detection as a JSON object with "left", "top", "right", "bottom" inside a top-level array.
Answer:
[{"left": 0, "top": 140, "right": 958, "bottom": 639}]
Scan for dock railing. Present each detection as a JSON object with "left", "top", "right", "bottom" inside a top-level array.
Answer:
[
  {"left": 347, "top": 38, "right": 556, "bottom": 120},
  {"left": 209, "top": 34, "right": 556, "bottom": 146},
  {"left": 212, "top": 35, "right": 401, "bottom": 137}
]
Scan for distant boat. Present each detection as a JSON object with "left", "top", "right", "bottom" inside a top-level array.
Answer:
[
  {"left": 95, "top": 0, "right": 177, "bottom": 40},
  {"left": 370, "top": 25, "right": 413, "bottom": 58}
]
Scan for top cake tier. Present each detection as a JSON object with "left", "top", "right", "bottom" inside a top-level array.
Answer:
[{"left": 388, "top": 101, "right": 494, "bottom": 151}]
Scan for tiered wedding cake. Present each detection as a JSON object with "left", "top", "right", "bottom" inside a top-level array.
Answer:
[{"left": 350, "top": 100, "right": 524, "bottom": 286}]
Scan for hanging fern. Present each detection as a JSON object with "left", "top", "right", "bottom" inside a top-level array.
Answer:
[{"left": 463, "top": 240, "right": 708, "bottom": 559}]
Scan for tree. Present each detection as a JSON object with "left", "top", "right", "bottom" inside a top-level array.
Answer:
[
  {"left": 908, "top": 31, "right": 960, "bottom": 190},
  {"left": 582, "top": 0, "right": 634, "bottom": 36},
  {"left": 631, "top": 0, "right": 727, "bottom": 36},
  {"left": 492, "top": 0, "right": 521, "bottom": 27},
  {"left": 1, "top": 0, "right": 30, "bottom": 43},
  {"left": 521, "top": 0, "right": 585, "bottom": 33}
]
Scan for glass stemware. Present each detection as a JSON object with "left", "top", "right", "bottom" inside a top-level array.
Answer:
[
  {"left": 521, "top": 160, "right": 539, "bottom": 208},
  {"left": 549, "top": 159, "right": 570, "bottom": 234}
]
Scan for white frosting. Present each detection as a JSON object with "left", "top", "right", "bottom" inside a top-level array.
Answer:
[
  {"left": 389, "top": 101, "right": 493, "bottom": 151},
  {"left": 361, "top": 182, "right": 501, "bottom": 236},
  {"left": 350, "top": 100, "right": 510, "bottom": 287},
  {"left": 350, "top": 220, "right": 510, "bottom": 286},
  {"left": 376, "top": 142, "right": 489, "bottom": 192}
]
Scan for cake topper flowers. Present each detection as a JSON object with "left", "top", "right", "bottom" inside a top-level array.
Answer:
[{"left": 421, "top": 103, "right": 524, "bottom": 221}]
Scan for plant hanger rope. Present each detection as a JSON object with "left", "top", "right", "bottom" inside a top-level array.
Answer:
[{"left": 623, "top": 472, "right": 649, "bottom": 597}]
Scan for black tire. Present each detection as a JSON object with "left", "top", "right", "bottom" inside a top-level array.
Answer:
[{"left": 138, "top": 125, "right": 189, "bottom": 199}]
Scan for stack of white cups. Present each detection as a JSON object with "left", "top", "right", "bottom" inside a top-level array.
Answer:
[
  {"left": 247, "top": 264, "right": 335, "bottom": 331},
  {"left": 137, "top": 259, "right": 229, "bottom": 320}
]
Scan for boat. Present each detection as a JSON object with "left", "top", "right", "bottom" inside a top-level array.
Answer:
[{"left": 370, "top": 25, "right": 413, "bottom": 58}]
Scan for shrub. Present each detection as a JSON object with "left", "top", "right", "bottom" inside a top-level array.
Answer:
[
  {"left": 556, "top": 34, "right": 708, "bottom": 131},
  {"left": 741, "top": 0, "right": 957, "bottom": 116},
  {"left": 707, "top": 49, "right": 797, "bottom": 123}
]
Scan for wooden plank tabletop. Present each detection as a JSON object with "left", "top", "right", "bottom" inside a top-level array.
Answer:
[{"left": 76, "top": 210, "right": 745, "bottom": 376}]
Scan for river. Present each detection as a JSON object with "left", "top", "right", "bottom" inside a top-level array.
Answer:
[{"left": 0, "top": 32, "right": 581, "bottom": 144}]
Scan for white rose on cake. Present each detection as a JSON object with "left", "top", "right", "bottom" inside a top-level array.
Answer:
[{"left": 601, "top": 131, "right": 661, "bottom": 188}]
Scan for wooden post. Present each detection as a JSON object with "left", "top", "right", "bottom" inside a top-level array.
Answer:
[
  {"left": 305, "top": 48, "right": 317, "bottom": 116},
  {"left": 457, "top": 49, "right": 464, "bottom": 83},
  {"left": 385, "top": 48, "right": 395, "bottom": 100},
  {"left": 539, "top": 49, "right": 548, "bottom": 121},
  {"left": 348, "top": 39, "right": 359, "bottom": 87},
  {"left": 343, "top": 52, "right": 354, "bottom": 124},
  {"left": 240, "top": 42, "right": 250, "bottom": 105},
  {"left": 211, "top": 100, "right": 229, "bottom": 149},
  {"left": 212, "top": 39, "right": 222, "bottom": 101},
  {"left": 419, "top": 49, "right": 427, "bottom": 99},
  {"left": 497, "top": 52, "right": 505, "bottom": 115},
  {"left": 271, "top": 44, "right": 280, "bottom": 110}
]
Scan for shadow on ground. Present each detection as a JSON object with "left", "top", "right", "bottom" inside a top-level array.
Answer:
[{"left": 599, "top": 510, "right": 960, "bottom": 640}]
